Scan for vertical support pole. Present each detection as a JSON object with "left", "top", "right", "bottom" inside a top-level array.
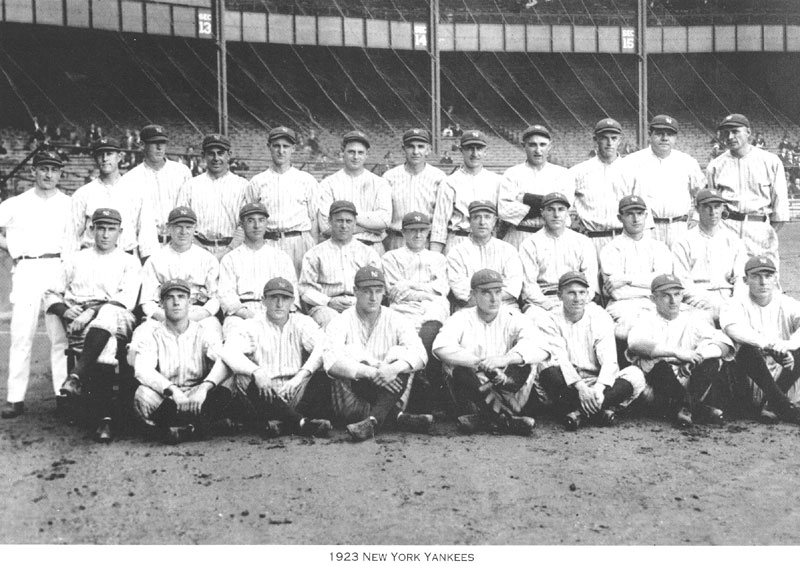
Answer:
[
  {"left": 638, "top": 0, "right": 648, "bottom": 149},
  {"left": 213, "top": 0, "right": 229, "bottom": 136},
  {"left": 430, "top": 0, "right": 441, "bottom": 155}
]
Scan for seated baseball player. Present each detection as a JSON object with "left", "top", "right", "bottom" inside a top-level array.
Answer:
[
  {"left": 446, "top": 200, "right": 523, "bottom": 312},
  {"left": 536, "top": 272, "right": 645, "bottom": 431},
  {"left": 600, "top": 195, "right": 673, "bottom": 340},
  {"left": 219, "top": 277, "right": 332, "bottom": 438},
  {"left": 627, "top": 274, "right": 733, "bottom": 428},
  {"left": 299, "top": 200, "right": 381, "bottom": 328},
  {"left": 382, "top": 211, "right": 450, "bottom": 414},
  {"left": 519, "top": 192, "right": 598, "bottom": 317},
  {"left": 432, "top": 269, "right": 550, "bottom": 436},
  {"left": 672, "top": 189, "right": 748, "bottom": 322},
  {"left": 129, "top": 279, "right": 233, "bottom": 444},
  {"left": 46, "top": 207, "right": 141, "bottom": 443},
  {"left": 720, "top": 256, "right": 800, "bottom": 424},
  {"left": 318, "top": 266, "right": 432, "bottom": 442},
  {"left": 219, "top": 203, "right": 297, "bottom": 338},
  {"left": 140, "top": 206, "right": 221, "bottom": 332}
]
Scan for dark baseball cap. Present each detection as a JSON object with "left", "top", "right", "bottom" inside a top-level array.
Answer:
[
  {"left": 141, "top": 124, "right": 168, "bottom": 143},
  {"left": 471, "top": 269, "right": 504, "bottom": 290},
  {"left": 695, "top": 189, "right": 727, "bottom": 206},
  {"left": 329, "top": 200, "right": 358, "bottom": 217},
  {"left": 202, "top": 133, "right": 231, "bottom": 151},
  {"left": 167, "top": 206, "right": 197, "bottom": 224},
  {"left": 268, "top": 126, "right": 297, "bottom": 144},
  {"left": 651, "top": 273, "right": 684, "bottom": 293},
  {"left": 239, "top": 202, "right": 269, "bottom": 220},
  {"left": 460, "top": 130, "right": 488, "bottom": 148},
  {"left": 92, "top": 137, "right": 121, "bottom": 154},
  {"left": 542, "top": 192, "right": 570, "bottom": 208},
  {"left": 402, "top": 212, "right": 431, "bottom": 229},
  {"left": 744, "top": 255, "right": 777, "bottom": 274},
  {"left": 522, "top": 124, "right": 551, "bottom": 142},
  {"left": 402, "top": 128, "right": 431, "bottom": 145},
  {"left": 354, "top": 266, "right": 385, "bottom": 288},
  {"left": 32, "top": 150, "right": 63, "bottom": 168},
  {"left": 618, "top": 195, "right": 647, "bottom": 213},
  {"left": 718, "top": 113, "right": 750, "bottom": 130},
  {"left": 263, "top": 277, "right": 294, "bottom": 298},
  {"left": 650, "top": 114, "right": 679, "bottom": 134},
  {"left": 558, "top": 271, "right": 589, "bottom": 290},
  {"left": 342, "top": 130, "right": 370, "bottom": 149},
  {"left": 468, "top": 200, "right": 497, "bottom": 216},
  {"left": 594, "top": 118, "right": 622, "bottom": 135},
  {"left": 160, "top": 278, "right": 191, "bottom": 298},
  {"left": 91, "top": 207, "right": 122, "bottom": 225}
]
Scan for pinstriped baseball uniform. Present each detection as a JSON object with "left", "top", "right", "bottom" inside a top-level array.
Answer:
[
  {"left": 67, "top": 177, "right": 159, "bottom": 258},
  {"left": 706, "top": 146, "right": 789, "bottom": 265},
  {"left": 383, "top": 163, "right": 446, "bottom": 251},
  {"left": 119, "top": 159, "right": 192, "bottom": 241},
  {"left": 317, "top": 168, "right": 392, "bottom": 247},
  {"left": 430, "top": 167, "right": 502, "bottom": 250},
  {"left": 322, "top": 306, "right": 427, "bottom": 422},
  {"left": 446, "top": 237, "right": 523, "bottom": 309},
  {"left": 244, "top": 166, "right": 318, "bottom": 273},
  {"left": 140, "top": 245, "right": 220, "bottom": 319},
  {"left": 622, "top": 147, "right": 706, "bottom": 247},
  {"left": 381, "top": 246, "right": 450, "bottom": 329},
  {"left": 498, "top": 162, "right": 570, "bottom": 249},
  {"left": 519, "top": 228, "right": 599, "bottom": 311},
  {"left": 177, "top": 171, "right": 249, "bottom": 259}
]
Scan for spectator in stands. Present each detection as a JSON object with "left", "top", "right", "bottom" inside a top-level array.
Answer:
[
  {"left": 306, "top": 130, "right": 321, "bottom": 157},
  {"left": 755, "top": 133, "right": 766, "bottom": 150},
  {"left": 778, "top": 135, "right": 793, "bottom": 153},
  {"left": 229, "top": 158, "right": 249, "bottom": 176},
  {"left": 791, "top": 178, "right": 800, "bottom": 198},
  {"left": 779, "top": 147, "right": 793, "bottom": 167},
  {"left": 439, "top": 151, "right": 453, "bottom": 165},
  {"left": 452, "top": 123, "right": 464, "bottom": 137},
  {"left": 442, "top": 125, "right": 454, "bottom": 138},
  {"left": 0, "top": 138, "right": 7, "bottom": 156},
  {"left": 26, "top": 116, "right": 45, "bottom": 150},
  {"left": 710, "top": 140, "right": 723, "bottom": 159}
]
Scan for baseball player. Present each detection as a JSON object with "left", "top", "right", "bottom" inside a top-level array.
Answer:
[
  {"left": 720, "top": 256, "right": 800, "bottom": 424},
  {"left": 430, "top": 131, "right": 502, "bottom": 254},
  {"left": 600, "top": 195, "right": 673, "bottom": 340},
  {"left": 446, "top": 200, "right": 523, "bottom": 311},
  {"left": 627, "top": 274, "right": 733, "bottom": 427},
  {"left": 218, "top": 203, "right": 297, "bottom": 337},
  {"left": 0, "top": 150, "right": 70, "bottom": 419},
  {"left": 140, "top": 207, "right": 221, "bottom": 331},
  {"left": 219, "top": 277, "right": 332, "bottom": 438},
  {"left": 117, "top": 124, "right": 192, "bottom": 244},
  {"left": 432, "top": 269, "right": 549, "bottom": 435},
  {"left": 45, "top": 208, "right": 141, "bottom": 442},
  {"left": 536, "top": 272, "right": 645, "bottom": 431},
  {"left": 519, "top": 192, "right": 598, "bottom": 316},
  {"left": 298, "top": 200, "right": 381, "bottom": 328},
  {"left": 621, "top": 115, "right": 706, "bottom": 248},
  {"left": 382, "top": 128, "right": 446, "bottom": 252},
  {"left": 671, "top": 189, "right": 748, "bottom": 321},
  {"left": 177, "top": 134, "right": 248, "bottom": 260},
  {"left": 497, "top": 124, "right": 570, "bottom": 249},
  {"left": 707, "top": 113, "right": 788, "bottom": 267},
  {"left": 244, "top": 126, "right": 318, "bottom": 274},
  {"left": 317, "top": 131, "right": 391, "bottom": 254},
  {"left": 67, "top": 137, "right": 159, "bottom": 260},
  {"left": 129, "top": 279, "right": 233, "bottom": 444},
  {"left": 319, "top": 266, "right": 432, "bottom": 442}
]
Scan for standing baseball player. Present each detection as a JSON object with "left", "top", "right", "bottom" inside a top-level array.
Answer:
[
  {"left": 178, "top": 134, "right": 248, "bottom": 260},
  {"left": 621, "top": 115, "right": 706, "bottom": 248},
  {"left": 430, "top": 131, "right": 502, "bottom": 254},
  {"left": 67, "top": 137, "right": 158, "bottom": 260},
  {"left": 244, "top": 126, "right": 318, "bottom": 274},
  {"left": 317, "top": 131, "right": 391, "bottom": 254},
  {"left": 707, "top": 113, "right": 788, "bottom": 267},
  {"left": 382, "top": 128, "right": 446, "bottom": 252},
  {"left": 498, "top": 124, "right": 569, "bottom": 249},
  {"left": 0, "top": 151, "right": 70, "bottom": 418}
]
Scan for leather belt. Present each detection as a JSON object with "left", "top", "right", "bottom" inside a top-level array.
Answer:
[
  {"left": 726, "top": 210, "right": 768, "bottom": 222},
  {"left": 693, "top": 279, "right": 711, "bottom": 284},
  {"left": 359, "top": 239, "right": 377, "bottom": 246},
  {"left": 543, "top": 288, "right": 559, "bottom": 296},
  {"left": 585, "top": 228, "right": 622, "bottom": 238},
  {"left": 264, "top": 230, "right": 302, "bottom": 240},
  {"left": 450, "top": 229, "right": 470, "bottom": 237},
  {"left": 195, "top": 234, "right": 233, "bottom": 247},
  {"left": 14, "top": 252, "right": 60, "bottom": 265},
  {"left": 514, "top": 224, "right": 541, "bottom": 233},
  {"left": 157, "top": 234, "right": 171, "bottom": 244},
  {"left": 653, "top": 215, "right": 688, "bottom": 224},
  {"left": 240, "top": 298, "right": 261, "bottom": 303}
]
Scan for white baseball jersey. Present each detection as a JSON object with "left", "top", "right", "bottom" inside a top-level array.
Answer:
[
  {"left": 569, "top": 156, "right": 631, "bottom": 232},
  {"left": 0, "top": 188, "right": 69, "bottom": 259},
  {"left": 244, "top": 166, "right": 318, "bottom": 234},
  {"left": 446, "top": 237, "right": 523, "bottom": 306},
  {"left": 177, "top": 171, "right": 248, "bottom": 241},
  {"left": 218, "top": 243, "right": 298, "bottom": 315},
  {"left": 383, "top": 163, "right": 446, "bottom": 232},
  {"left": 430, "top": 167, "right": 502, "bottom": 246},
  {"left": 119, "top": 159, "right": 192, "bottom": 239},
  {"left": 600, "top": 233, "right": 673, "bottom": 301},
  {"left": 382, "top": 246, "right": 450, "bottom": 329},
  {"left": 317, "top": 168, "right": 392, "bottom": 245},
  {"left": 298, "top": 239, "right": 382, "bottom": 308}
]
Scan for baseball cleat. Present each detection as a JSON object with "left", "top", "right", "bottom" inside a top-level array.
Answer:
[
  {"left": 95, "top": 418, "right": 113, "bottom": 443},
  {"left": 675, "top": 407, "right": 694, "bottom": 428},
  {"left": 163, "top": 424, "right": 196, "bottom": 445},
  {"left": 396, "top": 413, "right": 434, "bottom": 434},
  {"left": 695, "top": 405, "right": 724, "bottom": 426},
  {"left": 262, "top": 420, "right": 288, "bottom": 439},
  {"left": 346, "top": 417, "right": 377, "bottom": 442},
  {"left": 299, "top": 418, "right": 332, "bottom": 438},
  {"left": 503, "top": 416, "right": 536, "bottom": 436},
  {"left": 1, "top": 402, "right": 24, "bottom": 419},
  {"left": 776, "top": 403, "right": 800, "bottom": 425},
  {"left": 563, "top": 410, "right": 584, "bottom": 431},
  {"left": 59, "top": 374, "right": 82, "bottom": 397},
  {"left": 596, "top": 408, "right": 617, "bottom": 427},
  {"left": 456, "top": 413, "right": 484, "bottom": 434},
  {"left": 758, "top": 407, "right": 779, "bottom": 425}
]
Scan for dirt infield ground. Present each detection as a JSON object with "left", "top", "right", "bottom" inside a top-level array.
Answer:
[{"left": 3, "top": 226, "right": 800, "bottom": 546}]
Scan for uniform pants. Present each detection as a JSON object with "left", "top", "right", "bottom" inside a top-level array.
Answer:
[
  {"left": 733, "top": 345, "right": 800, "bottom": 413},
  {"left": 644, "top": 359, "right": 723, "bottom": 413},
  {"left": 450, "top": 365, "right": 532, "bottom": 418},
  {"left": 536, "top": 366, "right": 637, "bottom": 416},
  {"left": 407, "top": 320, "right": 444, "bottom": 414},
  {"left": 133, "top": 384, "right": 232, "bottom": 429},
  {"left": 326, "top": 372, "right": 412, "bottom": 427}
]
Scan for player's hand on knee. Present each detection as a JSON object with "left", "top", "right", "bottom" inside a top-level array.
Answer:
[
  {"left": 70, "top": 309, "right": 95, "bottom": 333},
  {"left": 186, "top": 387, "right": 208, "bottom": 415},
  {"left": 63, "top": 305, "right": 84, "bottom": 322},
  {"left": 171, "top": 388, "right": 192, "bottom": 412}
]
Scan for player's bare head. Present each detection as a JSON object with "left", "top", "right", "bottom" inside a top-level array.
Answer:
[
  {"left": 160, "top": 278, "right": 191, "bottom": 322},
  {"left": 31, "top": 150, "right": 63, "bottom": 190},
  {"left": 744, "top": 256, "right": 777, "bottom": 301},
  {"left": 91, "top": 138, "right": 123, "bottom": 175},
  {"left": 650, "top": 274, "right": 684, "bottom": 320},
  {"left": 239, "top": 203, "right": 269, "bottom": 241},
  {"left": 401, "top": 212, "right": 431, "bottom": 251},
  {"left": 263, "top": 277, "right": 294, "bottom": 322},
  {"left": 541, "top": 192, "right": 570, "bottom": 232},
  {"left": 468, "top": 200, "right": 497, "bottom": 240},
  {"left": 649, "top": 115, "right": 678, "bottom": 156},
  {"left": 558, "top": 271, "right": 590, "bottom": 317},
  {"left": 593, "top": 118, "right": 622, "bottom": 160},
  {"left": 460, "top": 131, "right": 488, "bottom": 170},
  {"left": 329, "top": 200, "right": 357, "bottom": 242},
  {"left": 694, "top": 189, "right": 726, "bottom": 228},
  {"left": 471, "top": 269, "right": 504, "bottom": 317},
  {"left": 141, "top": 124, "right": 168, "bottom": 164},
  {"left": 522, "top": 125, "right": 552, "bottom": 166},
  {"left": 268, "top": 127, "right": 296, "bottom": 166},
  {"left": 402, "top": 128, "right": 432, "bottom": 165},
  {"left": 91, "top": 207, "right": 123, "bottom": 251},
  {"left": 617, "top": 195, "right": 647, "bottom": 236},
  {"left": 717, "top": 113, "right": 751, "bottom": 154},
  {"left": 354, "top": 266, "right": 385, "bottom": 314}
]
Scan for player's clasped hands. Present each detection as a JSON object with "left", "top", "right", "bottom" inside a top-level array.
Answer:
[
  {"left": 369, "top": 364, "right": 403, "bottom": 394},
  {"left": 69, "top": 308, "right": 96, "bottom": 333}
]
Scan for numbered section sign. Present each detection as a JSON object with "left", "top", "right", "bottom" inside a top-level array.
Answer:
[
  {"left": 198, "top": 11, "right": 213, "bottom": 36},
  {"left": 621, "top": 27, "right": 635, "bottom": 53}
]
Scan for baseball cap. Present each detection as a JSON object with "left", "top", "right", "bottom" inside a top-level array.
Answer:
[
  {"left": 167, "top": 206, "right": 197, "bottom": 224},
  {"left": 402, "top": 212, "right": 431, "bottom": 229},
  {"left": 618, "top": 195, "right": 647, "bottom": 213},
  {"left": 558, "top": 271, "right": 589, "bottom": 290},
  {"left": 91, "top": 207, "right": 122, "bottom": 225},
  {"left": 471, "top": 269, "right": 504, "bottom": 290},
  {"left": 460, "top": 130, "right": 488, "bottom": 148},
  {"left": 354, "top": 266, "right": 385, "bottom": 288},
  {"left": 594, "top": 118, "right": 622, "bottom": 135},
  {"left": 541, "top": 192, "right": 570, "bottom": 208},
  {"left": 650, "top": 115, "right": 679, "bottom": 134},
  {"left": 268, "top": 126, "right": 297, "bottom": 145},
  {"left": 718, "top": 113, "right": 750, "bottom": 130},
  {"left": 202, "top": 133, "right": 231, "bottom": 151},
  {"left": 160, "top": 278, "right": 191, "bottom": 298},
  {"left": 651, "top": 273, "right": 684, "bottom": 293},
  {"left": 695, "top": 189, "right": 727, "bottom": 206},
  {"left": 744, "top": 255, "right": 777, "bottom": 274},
  {"left": 239, "top": 202, "right": 269, "bottom": 220},
  {"left": 342, "top": 130, "right": 370, "bottom": 149},
  {"left": 32, "top": 150, "right": 63, "bottom": 168},
  {"left": 402, "top": 128, "right": 431, "bottom": 145},
  {"left": 263, "top": 277, "right": 294, "bottom": 298},
  {"left": 521, "top": 124, "right": 551, "bottom": 142},
  {"left": 468, "top": 200, "right": 497, "bottom": 216},
  {"left": 329, "top": 200, "right": 358, "bottom": 217},
  {"left": 92, "top": 137, "right": 121, "bottom": 154},
  {"left": 140, "top": 124, "right": 168, "bottom": 143}
]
